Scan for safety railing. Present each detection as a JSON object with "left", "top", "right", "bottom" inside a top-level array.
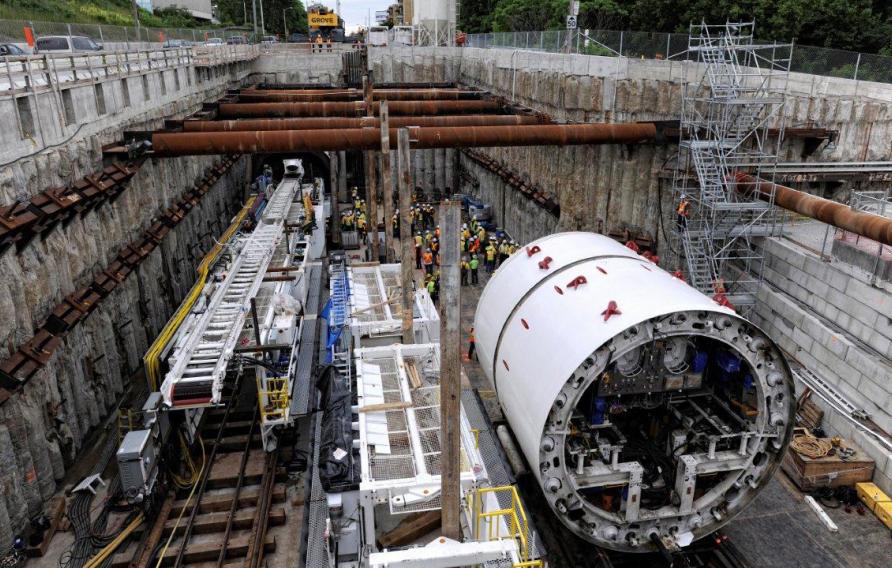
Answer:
[
  {"left": 257, "top": 375, "right": 290, "bottom": 423},
  {"left": 0, "top": 47, "right": 192, "bottom": 94},
  {"left": 464, "top": 29, "right": 892, "bottom": 85},
  {"left": 471, "top": 485, "right": 536, "bottom": 565},
  {"left": 0, "top": 17, "right": 228, "bottom": 50},
  {"left": 192, "top": 44, "right": 260, "bottom": 67}
]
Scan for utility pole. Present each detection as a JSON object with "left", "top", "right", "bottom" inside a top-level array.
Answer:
[
  {"left": 438, "top": 199, "right": 461, "bottom": 540},
  {"left": 283, "top": 9, "right": 288, "bottom": 39},
  {"left": 364, "top": 75, "right": 380, "bottom": 262},
  {"left": 131, "top": 1, "right": 140, "bottom": 37},
  {"left": 397, "top": 128, "right": 415, "bottom": 344},
  {"left": 252, "top": 0, "right": 258, "bottom": 40},
  {"left": 330, "top": 151, "right": 341, "bottom": 246},
  {"left": 380, "top": 101, "right": 395, "bottom": 262},
  {"left": 338, "top": 150, "right": 347, "bottom": 245},
  {"left": 259, "top": 0, "right": 266, "bottom": 35}
]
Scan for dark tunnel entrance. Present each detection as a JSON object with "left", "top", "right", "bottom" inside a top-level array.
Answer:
[{"left": 253, "top": 151, "right": 332, "bottom": 191}]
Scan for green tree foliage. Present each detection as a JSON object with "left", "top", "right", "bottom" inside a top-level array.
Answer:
[
  {"left": 490, "top": 0, "right": 569, "bottom": 32},
  {"left": 459, "top": 0, "right": 498, "bottom": 33},
  {"left": 216, "top": 0, "right": 308, "bottom": 36},
  {"left": 470, "top": 0, "right": 892, "bottom": 54}
]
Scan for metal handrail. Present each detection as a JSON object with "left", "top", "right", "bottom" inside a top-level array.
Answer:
[{"left": 472, "top": 485, "right": 535, "bottom": 563}]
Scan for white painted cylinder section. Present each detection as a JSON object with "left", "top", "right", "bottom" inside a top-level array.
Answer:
[{"left": 474, "top": 232, "right": 795, "bottom": 552}]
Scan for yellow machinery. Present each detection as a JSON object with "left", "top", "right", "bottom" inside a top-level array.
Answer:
[
  {"left": 307, "top": 4, "right": 344, "bottom": 40},
  {"left": 471, "top": 485, "right": 542, "bottom": 567}
]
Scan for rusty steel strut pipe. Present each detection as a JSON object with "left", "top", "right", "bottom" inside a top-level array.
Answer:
[
  {"left": 182, "top": 115, "right": 549, "bottom": 132},
  {"left": 217, "top": 100, "right": 504, "bottom": 118},
  {"left": 152, "top": 123, "right": 658, "bottom": 155},
  {"left": 736, "top": 173, "right": 892, "bottom": 247},
  {"left": 236, "top": 90, "right": 487, "bottom": 102}
]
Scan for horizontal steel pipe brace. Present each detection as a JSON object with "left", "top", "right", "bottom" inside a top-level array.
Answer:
[
  {"left": 217, "top": 100, "right": 504, "bottom": 118},
  {"left": 736, "top": 173, "right": 892, "bottom": 247},
  {"left": 253, "top": 81, "right": 456, "bottom": 90},
  {"left": 153, "top": 123, "right": 658, "bottom": 155},
  {"left": 237, "top": 90, "right": 486, "bottom": 102},
  {"left": 183, "top": 115, "right": 548, "bottom": 132}
]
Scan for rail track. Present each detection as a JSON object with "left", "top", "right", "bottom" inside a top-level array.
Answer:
[
  {"left": 517, "top": 473, "right": 751, "bottom": 568},
  {"left": 108, "top": 384, "right": 290, "bottom": 568}
]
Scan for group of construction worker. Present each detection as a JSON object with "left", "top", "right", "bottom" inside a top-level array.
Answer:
[
  {"left": 339, "top": 188, "right": 369, "bottom": 238},
  {"left": 312, "top": 35, "right": 334, "bottom": 53}
]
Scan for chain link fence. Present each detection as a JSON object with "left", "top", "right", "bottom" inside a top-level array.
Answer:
[
  {"left": 465, "top": 29, "right": 892, "bottom": 84},
  {"left": 0, "top": 18, "right": 229, "bottom": 51}
]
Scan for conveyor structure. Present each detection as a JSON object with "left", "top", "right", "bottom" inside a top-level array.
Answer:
[{"left": 159, "top": 177, "right": 299, "bottom": 408}]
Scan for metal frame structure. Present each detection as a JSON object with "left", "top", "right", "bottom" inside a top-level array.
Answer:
[
  {"left": 160, "top": 174, "right": 299, "bottom": 409},
  {"left": 671, "top": 21, "right": 792, "bottom": 310},
  {"left": 348, "top": 263, "right": 440, "bottom": 347},
  {"left": 254, "top": 179, "right": 324, "bottom": 448},
  {"left": 354, "top": 344, "right": 487, "bottom": 548}
]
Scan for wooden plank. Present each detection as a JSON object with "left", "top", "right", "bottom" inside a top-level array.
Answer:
[
  {"left": 405, "top": 360, "right": 423, "bottom": 389},
  {"left": 358, "top": 401, "right": 412, "bottom": 413},
  {"left": 25, "top": 495, "right": 66, "bottom": 557},
  {"left": 438, "top": 200, "right": 462, "bottom": 540},
  {"left": 163, "top": 506, "right": 285, "bottom": 536},
  {"left": 170, "top": 484, "right": 286, "bottom": 516},
  {"left": 158, "top": 534, "right": 276, "bottom": 565},
  {"left": 397, "top": 126, "right": 414, "bottom": 343},
  {"left": 378, "top": 511, "right": 441, "bottom": 548}
]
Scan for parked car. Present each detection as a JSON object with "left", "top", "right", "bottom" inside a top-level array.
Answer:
[
  {"left": 288, "top": 32, "right": 309, "bottom": 43},
  {"left": 205, "top": 37, "right": 225, "bottom": 47},
  {"left": 226, "top": 36, "right": 247, "bottom": 45},
  {"left": 163, "top": 39, "right": 191, "bottom": 49},
  {"left": 261, "top": 35, "right": 278, "bottom": 44},
  {"left": 34, "top": 35, "right": 102, "bottom": 53},
  {"left": 0, "top": 43, "right": 27, "bottom": 56}
]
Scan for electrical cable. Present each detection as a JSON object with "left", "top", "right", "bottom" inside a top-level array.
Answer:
[
  {"left": 153, "top": 434, "right": 206, "bottom": 568},
  {"left": 0, "top": 123, "right": 86, "bottom": 169},
  {"left": 790, "top": 431, "right": 832, "bottom": 459}
]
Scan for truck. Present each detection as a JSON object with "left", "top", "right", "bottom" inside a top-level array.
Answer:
[{"left": 307, "top": 3, "right": 345, "bottom": 41}]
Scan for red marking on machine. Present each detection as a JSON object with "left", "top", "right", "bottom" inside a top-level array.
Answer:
[{"left": 601, "top": 301, "right": 622, "bottom": 321}]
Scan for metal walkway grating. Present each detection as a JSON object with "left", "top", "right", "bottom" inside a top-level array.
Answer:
[{"left": 461, "top": 389, "right": 545, "bottom": 560}]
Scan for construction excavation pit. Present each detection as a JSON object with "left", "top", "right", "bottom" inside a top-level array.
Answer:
[{"left": 2, "top": 14, "right": 892, "bottom": 568}]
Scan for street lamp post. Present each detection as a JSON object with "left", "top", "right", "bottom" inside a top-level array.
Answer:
[{"left": 283, "top": 6, "right": 295, "bottom": 41}]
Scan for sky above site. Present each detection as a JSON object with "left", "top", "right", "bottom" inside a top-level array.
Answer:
[{"left": 337, "top": 0, "right": 393, "bottom": 33}]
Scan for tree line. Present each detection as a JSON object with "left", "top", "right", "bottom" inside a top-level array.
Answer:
[
  {"left": 460, "top": 0, "right": 892, "bottom": 55},
  {"left": 215, "top": 0, "right": 308, "bottom": 36}
]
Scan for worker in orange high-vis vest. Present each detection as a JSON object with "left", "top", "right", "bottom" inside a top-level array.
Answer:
[
  {"left": 422, "top": 249, "right": 434, "bottom": 275},
  {"left": 677, "top": 194, "right": 690, "bottom": 232},
  {"left": 467, "top": 327, "right": 476, "bottom": 360}
]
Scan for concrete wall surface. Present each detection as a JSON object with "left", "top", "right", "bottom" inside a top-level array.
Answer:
[
  {"left": 753, "top": 236, "right": 892, "bottom": 493},
  {"left": 369, "top": 46, "right": 892, "bottom": 252},
  {"left": 0, "top": 58, "right": 253, "bottom": 543},
  {"left": 253, "top": 52, "right": 343, "bottom": 84}
]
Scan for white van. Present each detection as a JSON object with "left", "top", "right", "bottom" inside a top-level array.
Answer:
[{"left": 34, "top": 35, "right": 103, "bottom": 53}]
